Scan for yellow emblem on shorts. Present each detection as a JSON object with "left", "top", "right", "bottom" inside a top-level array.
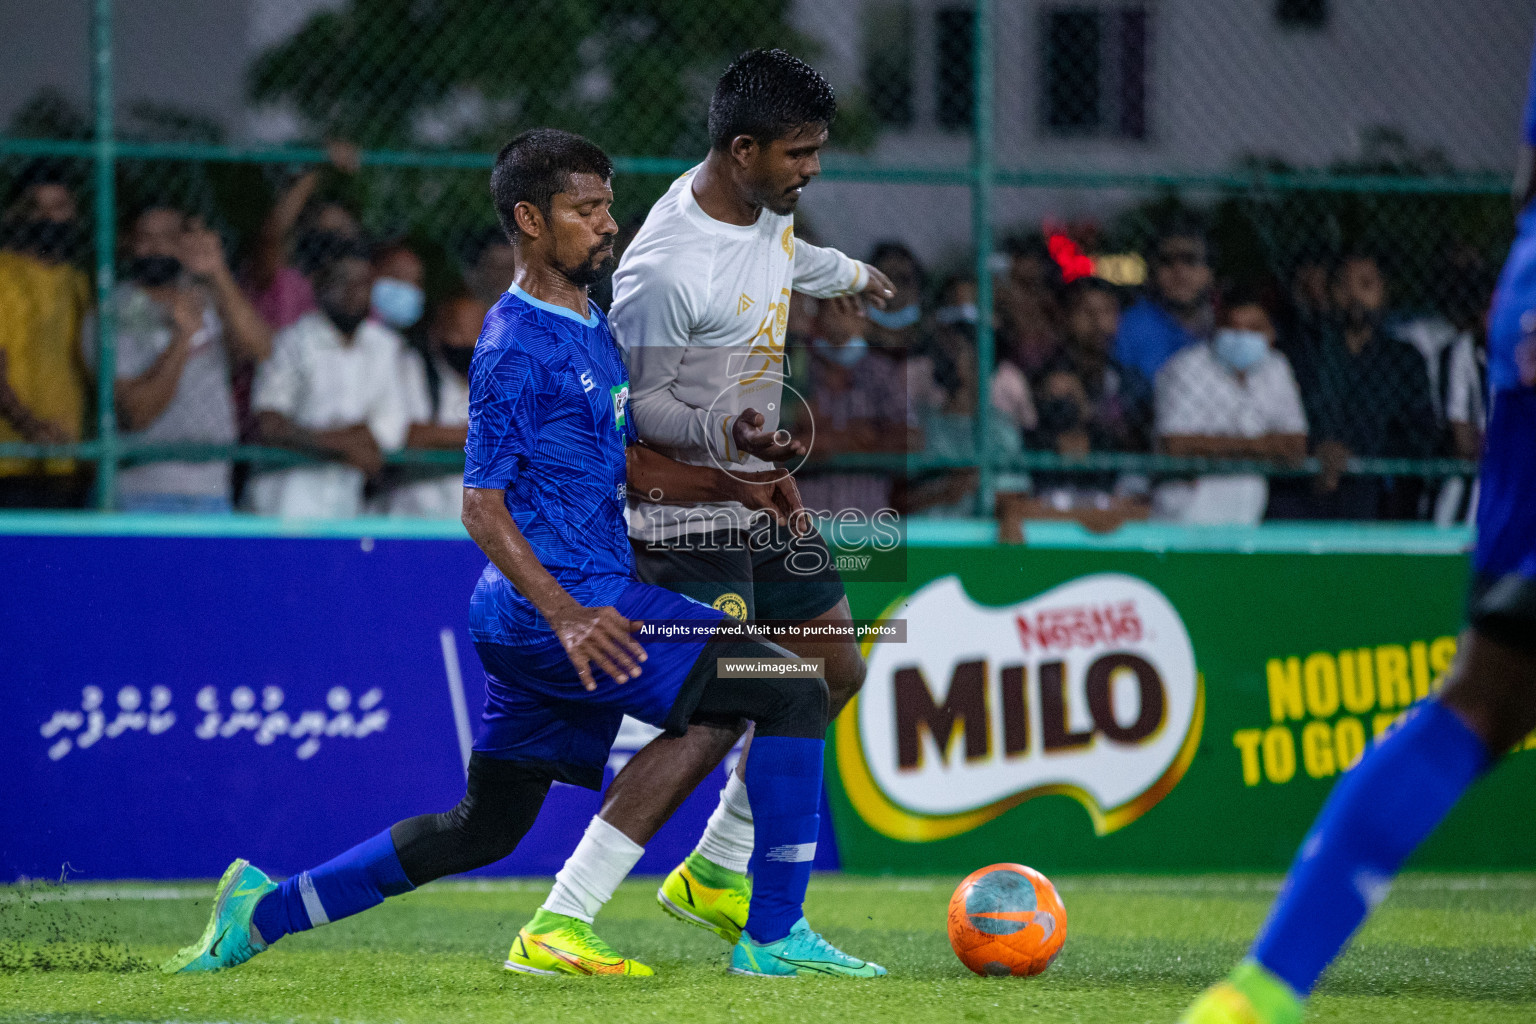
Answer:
[
  {"left": 781, "top": 225, "right": 794, "bottom": 258},
  {"left": 712, "top": 592, "right": 749, "bottom": 621}
]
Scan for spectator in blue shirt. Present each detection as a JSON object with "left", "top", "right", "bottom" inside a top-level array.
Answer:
[{"left": 1114, "top": 220, "right": 1215, "bottom": 381}]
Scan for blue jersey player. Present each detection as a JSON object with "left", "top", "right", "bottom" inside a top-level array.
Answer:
[
  {"left": 1181, "top": 43, "right": 1536, "bottom": 1024},
  {"left": 161, "top": 129, "right": 884, "bottom": 981}
]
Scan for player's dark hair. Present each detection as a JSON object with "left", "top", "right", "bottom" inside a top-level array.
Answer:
[
  {"left": 708, "top": 49, "right": 837, "bottom": 151},
  {"left": 490, "top": 129, "right": 613, "bottom": 241}
]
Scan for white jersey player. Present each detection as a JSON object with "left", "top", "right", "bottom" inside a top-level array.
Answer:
[{"left": 512, "top": 49, "right": 897, "bottom": 975}]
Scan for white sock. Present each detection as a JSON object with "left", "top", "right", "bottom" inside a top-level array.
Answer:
[
  {"left": 694, "top": 769, "right": 754, "bottom": 874},
  {"left": 542, "top": 816, "right": 644, "bottom": 923}
]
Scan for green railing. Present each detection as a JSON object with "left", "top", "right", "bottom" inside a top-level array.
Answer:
[{"left": 0, "top": 0, "right": 1504, "bottom": 514}]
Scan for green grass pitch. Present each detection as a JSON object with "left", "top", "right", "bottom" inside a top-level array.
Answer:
[{"left": 3, "top": 874, "right": 1534, "bottom": 1023}]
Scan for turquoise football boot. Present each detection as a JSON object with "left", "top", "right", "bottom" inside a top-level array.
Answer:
[
  {"left": 161, "top": 859, "right": 278, "bottom": 974},
  {"left": 729, "top": 917, "right": 887, "bottom": 978}
]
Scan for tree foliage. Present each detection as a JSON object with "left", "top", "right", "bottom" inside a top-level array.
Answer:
[{"left": 248, "top": 0, "right": 830, "bottom": 156}]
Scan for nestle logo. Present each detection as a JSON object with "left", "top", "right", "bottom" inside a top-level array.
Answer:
[{"left": 1015, "top": 601, "right": 1143, "bottom": 653}]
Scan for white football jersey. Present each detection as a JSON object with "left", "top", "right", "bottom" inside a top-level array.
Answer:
[{"left": 612, "top": 166, "right": 866, "bottom": 541}]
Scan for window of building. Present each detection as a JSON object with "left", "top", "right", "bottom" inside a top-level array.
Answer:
[
  {"left": 865, "top": 2, "right": 914, "bottom": 127},
  {"left": 935, "top": 6, "right": 975, "bottom": 130},
  {"left": 1276, "top": 0, "right": 1329, "bottom": 29},
  {"left": 1040, "top": 6, "right": 1148, "bottom": 140}
]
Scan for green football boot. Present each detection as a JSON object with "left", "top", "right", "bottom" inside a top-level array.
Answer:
[
  {"left": 161, "top": 859, "right": 277, "bottom": 974},
  {"left": 504, "top": 908, "right": 654, "bottom": 977},
  {"left": 657, "top": 851, "right": 750, "bottom": 945},
  {"left": 1179, "top": 961, "right": 1305, "bottom": 1024},
  {"left": 729, "top": 917, "right": 886, "bottom": 978}
]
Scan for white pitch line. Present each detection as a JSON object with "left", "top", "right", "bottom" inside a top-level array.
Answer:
[{"left": 439, "top": 626, "right": 474, "bottom": 776}]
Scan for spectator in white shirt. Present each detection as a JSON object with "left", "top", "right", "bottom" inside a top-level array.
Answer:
[
  {"left": 376, "top": 293, "right": 483, "bottom": 518},
  {"left": 1153, "top": 290, "right": 1308, "bottom": 525},
  {"left": 90, "top": 206, "right": 272, "bottom": 512},
  {"left": 247, "top": 248, "right": 410, "bottom": 518}
]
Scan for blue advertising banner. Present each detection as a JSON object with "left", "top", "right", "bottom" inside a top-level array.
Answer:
[{"left": 2, "top": 531, "right": 836, "bottom": 881}]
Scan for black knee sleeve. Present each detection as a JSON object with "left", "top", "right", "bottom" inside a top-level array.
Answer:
[
  {"left": 390, "top": 753, "right": 551, "bottom": 887},
  {"left": 688, "top": 638, "right": 830, "bottom": 739},
  {"left": 1470, "top": 573, "right": 1536, "bottom": 655}
]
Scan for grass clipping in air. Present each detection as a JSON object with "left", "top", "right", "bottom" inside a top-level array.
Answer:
[
  {"left": 1, "top": 875, "right": 1533, "bottom": 1023},
  {"left": 0, "top": 881, "right": 152, "bottom": 973}
]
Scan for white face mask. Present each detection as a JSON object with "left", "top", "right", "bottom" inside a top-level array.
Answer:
[
  {"left": 812, "top": 335, "right": 868, "bottom": 367},
  {"left": 867, "top": 303, "right": 921, "bottom": 330},
  {"left": 1213, "top": 328, "right": 1269, "bottom": 372},
  {"left": 935, "top": 303, "right": 979, "bottom": 325}
]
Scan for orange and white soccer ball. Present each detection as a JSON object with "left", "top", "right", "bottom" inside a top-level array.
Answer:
[{"left": 947, "top": 863, "right": 1067, "bottom": 977}]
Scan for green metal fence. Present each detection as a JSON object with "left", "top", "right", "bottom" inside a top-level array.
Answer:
[{"left": 0, "top": 0, "right": 1518, "bottom": 515}]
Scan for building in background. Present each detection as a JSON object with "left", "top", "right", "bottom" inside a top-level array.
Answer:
[{"left": 2, "top": 0, "right": 1530, "bottom": 264}]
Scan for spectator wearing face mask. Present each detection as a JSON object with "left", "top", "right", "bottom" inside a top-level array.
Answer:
[
  {"left": 1031, "top": 276, "right": 1151, "bottom": 457},
  {"left": 464, "top": 229, "right": 517, "bottom": 307},
  {"left": 1282, "top": 253, "right": 1438, "bottom": 519},
  {"left": 241, "top": 140, "right": 363, "bottom": 331},
  {"left": 0, "top": 162, "right": 92, "bottom": 507},
  {"left": 375, "top": 293, "right": 484, "bottom": 518},
  {"left": 84, "top": 206, "right": 272, "bottom": 512},
  {"left": 1115, "top": 220, "right": 1216, "bottom": 382},
  {"left": 863, "top": 241, "right": 928, "bottom": 350},
  {"left": 907, "top": 276, "right": 1036, "bottom": 516},
  {"left": 1019, "top": 276, "right": 1152, "bottom": 526},
  {"left": 370, "top": 241, "right": 426, "bottom": 335},
  {"left": 794, "top": 294, "right": 905, "bottom": 516},
  {"left": 993, "top": 233, "right": 1065, "bottom": 377},
  {"left": 247, "top": 247, "right": 410, "bottom": 518},
  {"left": 1153, "top": 288, "right": 1308, "bottom": 525}
]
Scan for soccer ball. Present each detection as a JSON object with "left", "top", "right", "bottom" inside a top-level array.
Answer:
[{"left": 947, "top": 863, "right": 1067, "bottom": 977}]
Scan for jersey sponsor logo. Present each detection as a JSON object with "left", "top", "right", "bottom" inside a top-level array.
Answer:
[
  {"left": 581, "top": 371, "right": 596, "bottom": 392},
  {"left": 839, "top": 574, "right": 1202, "bottom": 842},
  {"left": 781, "top": 225, "right": 795, "bottom": 258},
  {"left": 610, "top": 382, "right": 630, "bottom": 431},
  {"left": 737, "top": 294, "right": 754, "bottom": 315},
  {"left": 712, "top": 592, "right": 749, "bottom": 620}
]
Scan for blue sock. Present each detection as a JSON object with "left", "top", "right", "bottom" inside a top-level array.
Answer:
[
  {"left": 742, "top": 735, "right": 824, "bottom": 944},
  {"left": 252, "top": 829, "right": 415, "bottom": 944},
  {"left": 1251, "top": 699, "right": 1491, "bottom": 995}
]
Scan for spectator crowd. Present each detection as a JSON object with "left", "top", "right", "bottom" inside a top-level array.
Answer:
[{"left": 0, "top": 153, "right": 1491, "bottom": 530}]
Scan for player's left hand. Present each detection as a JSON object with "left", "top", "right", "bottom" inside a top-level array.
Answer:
[
  {"left": 859, "top": 263, "right": 896, "bottom": 310},
  {"left": 732, "top": 408, "right": 807, "bottom": 462}
]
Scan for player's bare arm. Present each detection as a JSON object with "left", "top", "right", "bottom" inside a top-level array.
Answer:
[
  {"left": 626, "top": 442, "right": 806, "bottom": 528},
  {"left": 462, "top": 486, "right": 645, "bottom": 690}
]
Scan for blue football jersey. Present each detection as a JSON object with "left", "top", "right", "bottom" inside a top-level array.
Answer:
[{"left": 464, "top": 284, "right": 638, "bottom": 645}]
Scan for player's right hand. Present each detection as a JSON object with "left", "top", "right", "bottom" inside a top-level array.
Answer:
[
  {"left": 732, "top": 408, "right": 806, "bottom": 462},
  {"left": 550, "top": 604, "right": 648, "bottom": 690},
  {"left": 730, "top": 469, "right": 812, "bottom": 536}
]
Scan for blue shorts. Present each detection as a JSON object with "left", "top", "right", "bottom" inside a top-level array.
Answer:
[
  {"left": 1473, "top": 388, "right": 1536, "bottom": 583},
  {"left": 472, "top": 580, "right": 725, "bottom": 788}
]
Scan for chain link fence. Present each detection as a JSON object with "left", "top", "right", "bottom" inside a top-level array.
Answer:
[{"left": 0, "top": 0, "right": 1526, "bottom": 525}]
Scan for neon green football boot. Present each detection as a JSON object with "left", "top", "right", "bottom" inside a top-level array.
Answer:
[
  {"left": 729, "top": 916, "right": 886, "bottom": 978},
  {"left": 503, "top": 908, "right": 654, "bottom": 977},
  {"left": 657, "top": 851, "right": 751, "bottom": 945},
  {"left": 161, "top": 859, "right": 277, "bottom": 974},
  {"left": 1180, "top": 961, "right": 1304, "bottom": 1024}
]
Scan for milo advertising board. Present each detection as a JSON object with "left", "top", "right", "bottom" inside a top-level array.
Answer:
[{"left": 831, "top": 543, "right": 1536, "bottom": 873}]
